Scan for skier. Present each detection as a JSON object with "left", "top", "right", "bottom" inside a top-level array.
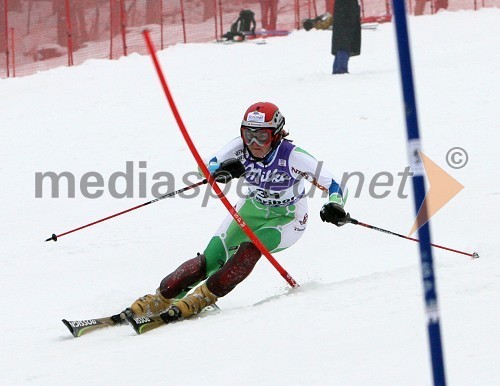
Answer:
[{"left": 127, "top": 102, "right": 349, "bottom": 322}]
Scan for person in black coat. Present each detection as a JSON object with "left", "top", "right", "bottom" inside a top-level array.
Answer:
[{"left": 331, "top": 0, "right": 361, "bottom": 74}]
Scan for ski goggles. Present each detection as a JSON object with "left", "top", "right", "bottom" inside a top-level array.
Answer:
[{"left": 241, "top": 127, "right": 274, "bottom": 146}]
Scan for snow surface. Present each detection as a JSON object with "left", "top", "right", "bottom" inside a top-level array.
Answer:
[{"left": 1, "top": 9, "right": 499, "bottom": 386}]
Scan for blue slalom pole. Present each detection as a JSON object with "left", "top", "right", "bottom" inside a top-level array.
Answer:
[{"left": 391, "top": 1, "right": 447, "bottom": 385}]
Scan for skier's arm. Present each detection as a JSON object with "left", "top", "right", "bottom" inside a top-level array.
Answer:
[
  {"left": 289, "top": 147, "right": 347, "bottom": 205},
  {"left": 211, "top": 159, "right": 245, "bottom": 183},
  {"left": 289, "top": 147, "right": 350, "bottom": 227},
  {"left": 201, "top": 137, "right": 245, "bottom": 182}
]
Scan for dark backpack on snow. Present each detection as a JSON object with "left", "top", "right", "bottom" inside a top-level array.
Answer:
[{"left": 223, "top": 10, "right": 256, "bottom": 41}]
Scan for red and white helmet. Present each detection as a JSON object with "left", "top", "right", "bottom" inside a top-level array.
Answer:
[
  {"left": 241, "top": 102, "right": 285, "bottom": 132},
  {"left": 240, "top": 102, "right": 286, "bottom": 149}
]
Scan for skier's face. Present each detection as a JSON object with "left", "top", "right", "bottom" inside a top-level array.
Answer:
[
  {"left": 241, "top": 127, "right": 274, "bottom": 158},
  {"left": 247, "top": 141, "right": 272, "bottom": 158}
]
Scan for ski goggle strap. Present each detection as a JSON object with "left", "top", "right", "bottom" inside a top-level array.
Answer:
[{"left": 241, "top": 127, "right": 274, "bottom": 146}]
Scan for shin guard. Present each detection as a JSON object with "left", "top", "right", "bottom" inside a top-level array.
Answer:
[
  {"left": 206, "top": 242, "right": 261, "bottom": 297},
  {"left": 159, "top": 253, "right": 207, "bottom": 299}
]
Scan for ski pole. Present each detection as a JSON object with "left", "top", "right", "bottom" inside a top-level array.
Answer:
[
  {"left": 348, "top": 216, "right": 479, "bottom": 259},
  {"left": 45, "top": 179, "right": 208, "bottom": 242}
]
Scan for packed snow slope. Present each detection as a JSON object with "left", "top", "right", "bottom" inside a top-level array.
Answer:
[{"left": 1, "top": 9, "right": 499, "bottom": 386}]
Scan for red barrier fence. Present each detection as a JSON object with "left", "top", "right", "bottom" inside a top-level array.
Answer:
[{"left": 0, "top": 0, "right": 498, "bottom": 78}]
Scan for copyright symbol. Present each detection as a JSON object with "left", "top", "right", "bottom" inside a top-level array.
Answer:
[{"left": 446, "top": 147, "right": 468, "bottom": 169}]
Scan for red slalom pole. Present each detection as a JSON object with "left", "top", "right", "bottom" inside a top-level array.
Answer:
[
  {"left": 212, "top": 0, "right": 218, "bottom": 40},
  {"left": 180, "top": 0, "right": 187, "bottom": 43},
  {"left": 45, "top": 179, "right": 207, "bottom": 242},
  {"left": 119, "top": 0, "right": 127, "bottom": 56},
  {"left": 10, "top": 27, "right": 15, "bottom": 77},
  {"left": 142, "top": 30, "right": 299, "bottom": 288},
  {"left": 4, "top": 0, "right": 10, "bottom": 77},
  {"left": 349, "top": 217, "right": 479, "bottom": 259},
  {"left": 64, "top": 0, "right": 74, "bottom": 66}
]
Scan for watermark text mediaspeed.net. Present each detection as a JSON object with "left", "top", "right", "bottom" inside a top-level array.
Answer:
[
  {"left": 35, "top": 146, "right": 467, "bottom": 232},
  {"left": 35, "top": 147, "right": 467, "bottom": 234},
  {"left": 35, "top": 160, "right": 415, "bottom": 203}
]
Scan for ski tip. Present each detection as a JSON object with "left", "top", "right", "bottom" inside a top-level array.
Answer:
[{"left": 61, "top": 319, "right": 79, "bottom": 338}]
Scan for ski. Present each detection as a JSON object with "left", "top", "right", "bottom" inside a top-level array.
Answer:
[
  {"left": 63, "top": 305, "right": 221, "bottom": 337},
  {"left": 126, "top": 314, "right": 168, "bottom": 335},
  {"left": 126, "top": 304, "right": 221, "bottom": 335},
  {"left": 215, "top": 38, "right": 267, "bottom": 45},
  {"left": 62, "top": 313, "right": 126, "bottom": 337}
]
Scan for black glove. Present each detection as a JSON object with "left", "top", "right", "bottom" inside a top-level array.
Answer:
[
  {"left": 213, "top": 158, "right": 246, "bottom": 183},
  {"left": 320, "top": 202, "right": 350, "bottom": 227}
]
